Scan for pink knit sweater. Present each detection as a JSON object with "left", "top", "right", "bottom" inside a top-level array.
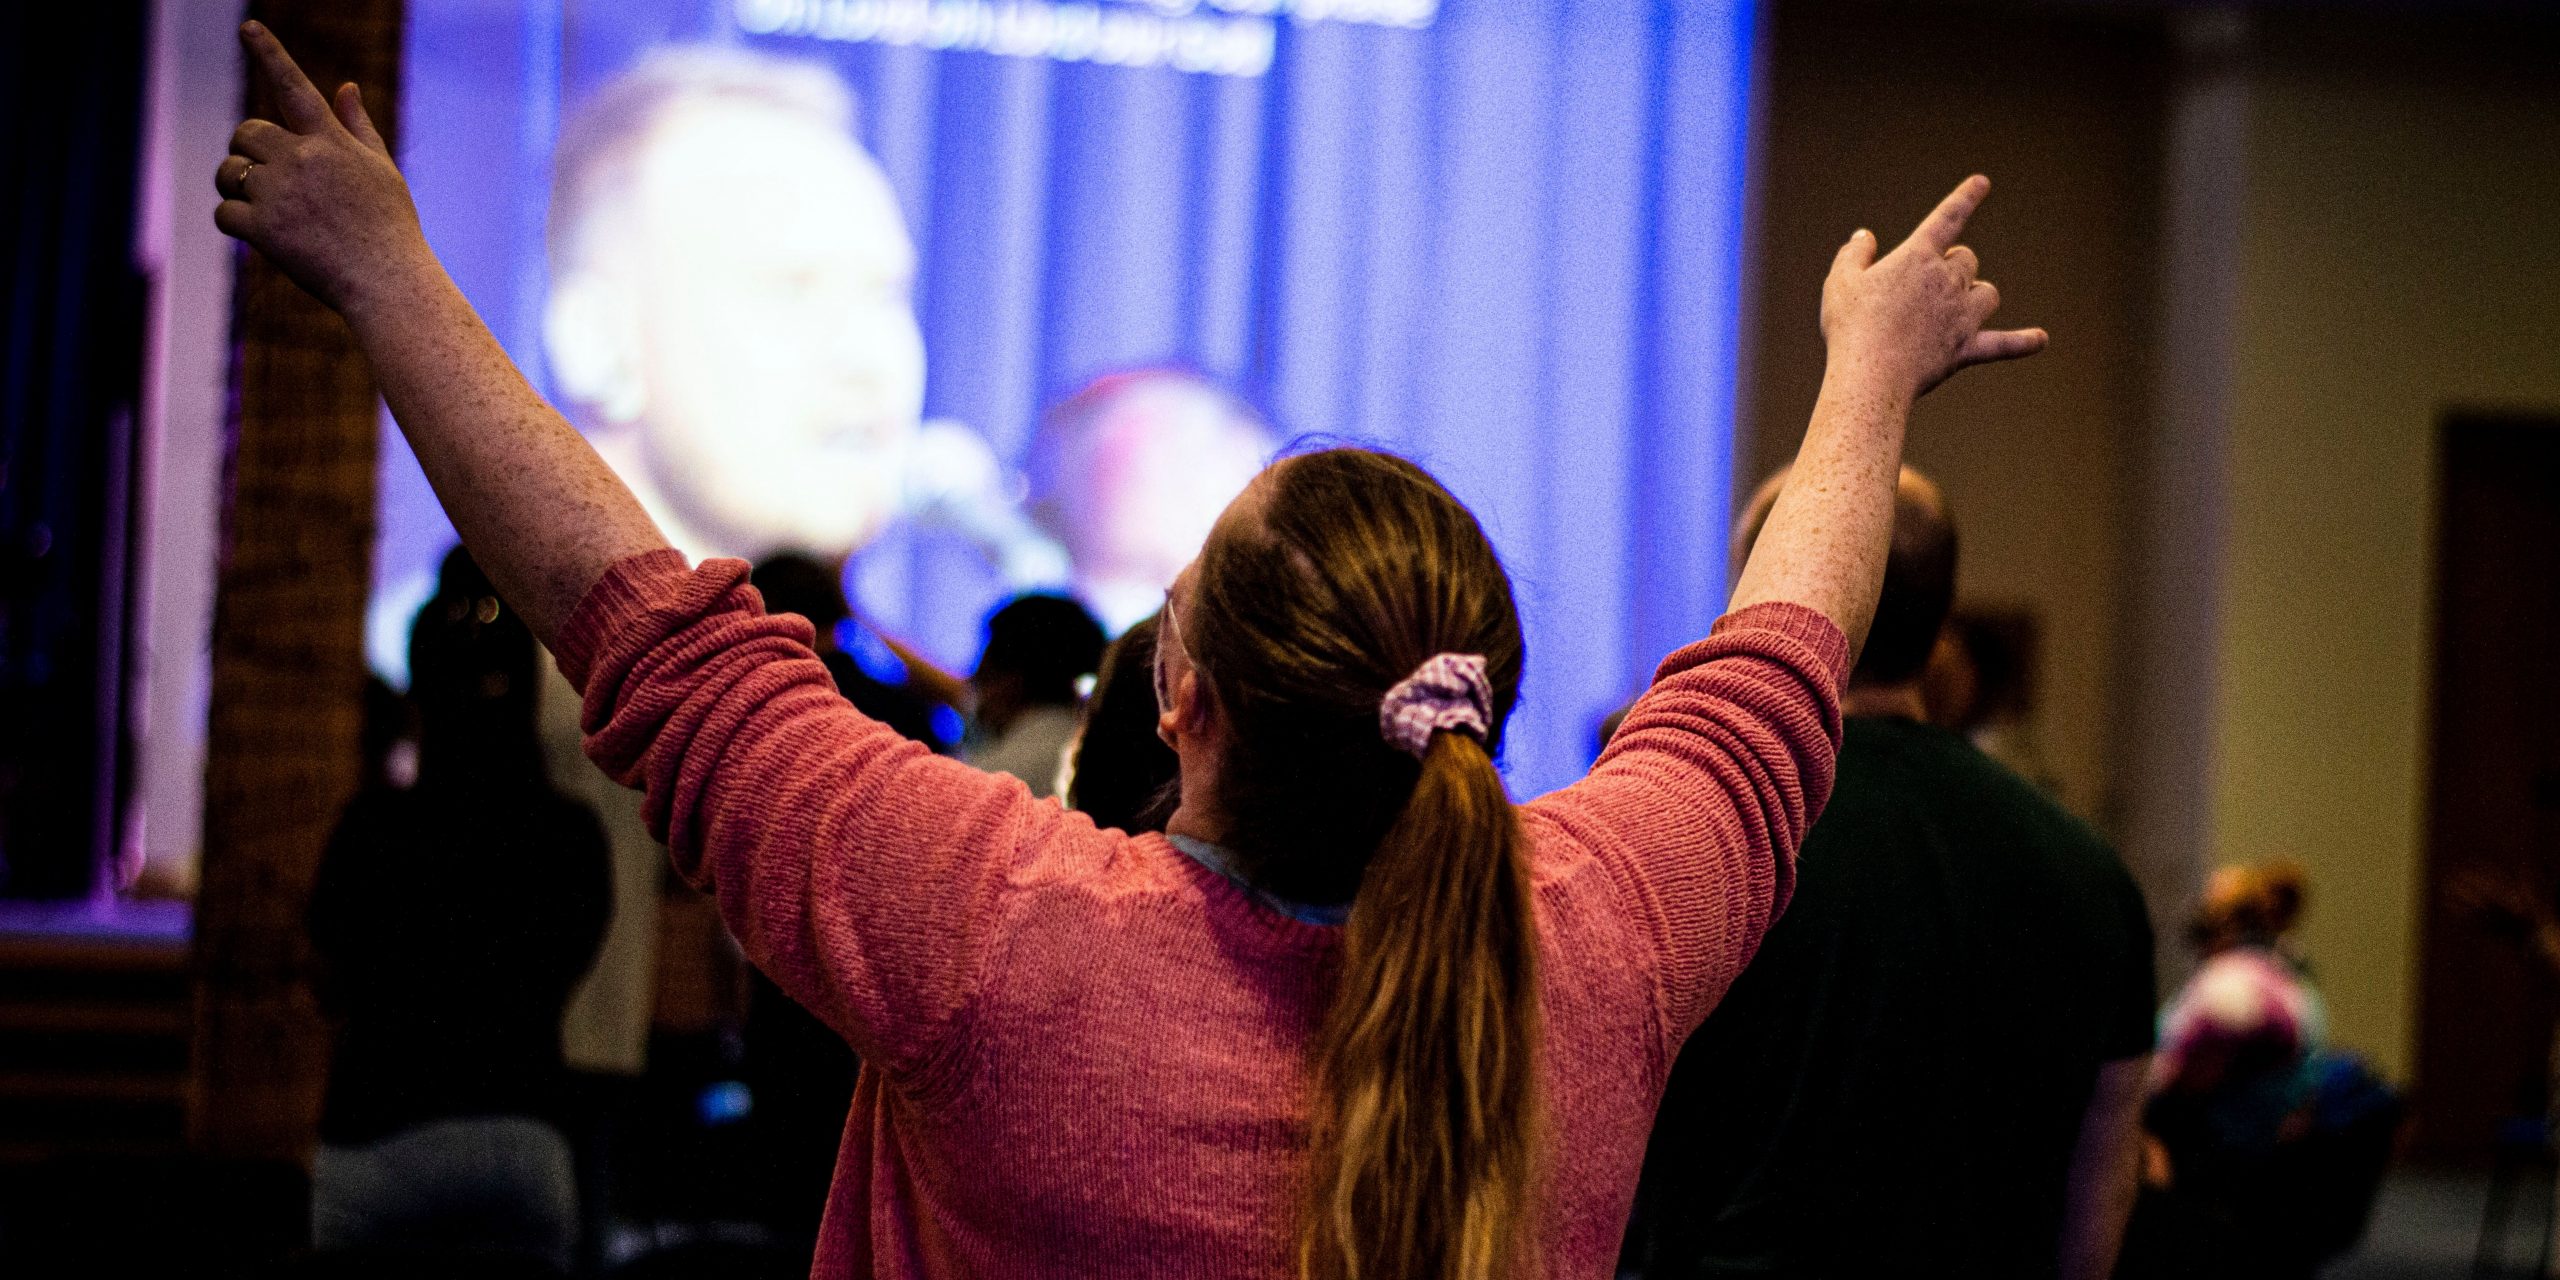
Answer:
[{"left": 556, "top": 550, "right": 1847, "bottom": 1279}]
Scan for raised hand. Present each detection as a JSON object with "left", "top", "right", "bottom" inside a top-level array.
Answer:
[
  {"left": 214, "top": 21, "right": 432, "bottom": 318},
  {"left": 207, "top": 21, "right": 669, "bottom": 641},
  {"left": 1819, "top": 175, "right": 2048, "bottom": 398},
  {"left": 1726, "top": 175, "right": 2046, "bottom": 649}
]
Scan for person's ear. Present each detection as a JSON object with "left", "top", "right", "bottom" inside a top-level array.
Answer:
[
  {"left": 544, "top": 269, "right": 644, "bottom": 425},
  {"left": 1156, "top": 667, "right": 1204, "bottom": 750}
]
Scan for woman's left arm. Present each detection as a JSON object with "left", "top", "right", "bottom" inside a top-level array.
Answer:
[{"left": 215, "top": 21, "right": 662, "bottom": 642}]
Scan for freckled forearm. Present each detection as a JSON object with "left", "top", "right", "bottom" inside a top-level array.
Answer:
[
  {"left": 1726, "top": 357, "right": 1909, "bottom": 659},
  {"left": 343, "top": 259, "right": 670, "bottom": 642}
]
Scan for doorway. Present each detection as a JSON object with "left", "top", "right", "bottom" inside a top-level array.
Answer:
[{"left": 2415, "top": 414, "right": 2560, "bottom": 1160}]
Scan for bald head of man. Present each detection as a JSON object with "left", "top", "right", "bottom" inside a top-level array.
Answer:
[{"left": 1734, "top": 465, "right": 1957, "bottom": 690}]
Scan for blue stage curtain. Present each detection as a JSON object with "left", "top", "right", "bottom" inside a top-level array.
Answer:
[
  {"left": 400, "top": 0, "right": 1756, "bottom": 796},
  {"left": 0, "top": 0, "right": 149, "bottom": 897}
]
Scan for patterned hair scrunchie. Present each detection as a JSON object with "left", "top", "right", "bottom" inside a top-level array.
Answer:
[{"left": 1378, "top": 653, "right": 1492, "bottom": 759}]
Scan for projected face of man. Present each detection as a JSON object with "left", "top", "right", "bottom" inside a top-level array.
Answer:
[{"left": 559, "top": 94, "right": 926, "bottom": 560}]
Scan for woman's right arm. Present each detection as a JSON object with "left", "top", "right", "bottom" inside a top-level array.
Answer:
[
  {"left": 215, "top": 22, "right": 662, "bottom": 643},
  {"left": 554, "top": 550, "right": 1103, "bottom": 1077},
  {"left": 214, "top": 25, "right": 1081, "bottom": 1075}
]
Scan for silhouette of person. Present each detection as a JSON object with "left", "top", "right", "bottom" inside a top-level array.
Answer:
[{"left": 309, "top": 550, "right": 612, "bottom": 1268}]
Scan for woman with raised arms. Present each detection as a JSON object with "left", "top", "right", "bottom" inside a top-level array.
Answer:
[{"left": 213, "top": 23, "right": 2043, "bottom": 1279}]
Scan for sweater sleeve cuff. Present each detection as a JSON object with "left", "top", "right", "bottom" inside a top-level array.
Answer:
[
  {"left": 553, "top": 547, "right": 699, "bottom": 693},
  {"left": 1700, "top": 601, "right": 1853, "bottom": 689}
]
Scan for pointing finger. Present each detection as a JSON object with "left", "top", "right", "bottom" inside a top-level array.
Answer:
[
  {"left": 241, "top": 20, "right": 334, "bottom": 134},
  {"left": 1904, "top": 175, "right": 1989, "bottom": 255}
]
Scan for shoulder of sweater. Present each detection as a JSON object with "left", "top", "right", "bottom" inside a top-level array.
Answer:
[{"left": 1516, "top": 806, "right": 1639, "bottom": 906}]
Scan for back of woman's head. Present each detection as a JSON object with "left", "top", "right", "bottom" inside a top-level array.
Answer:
[{"left": 1184, "top": 447, "right": 1541, "bottom": 1280}]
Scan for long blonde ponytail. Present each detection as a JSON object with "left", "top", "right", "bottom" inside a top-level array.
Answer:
[{"left": 1301, "top": 729, "right": 1542, "bottom": 1280}]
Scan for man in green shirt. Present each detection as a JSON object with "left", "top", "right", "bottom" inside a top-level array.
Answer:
[{"left": 1627, "top": 468, "right": 2156, "bottom": 1280}]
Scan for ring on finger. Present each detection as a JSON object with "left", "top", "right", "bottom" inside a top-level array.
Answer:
[{"left": 237, "top": 159, "right": 259, "bottom": 193}]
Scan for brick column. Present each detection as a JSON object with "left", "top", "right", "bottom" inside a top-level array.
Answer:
[{"left": 188, "top": 0, "right": 402, "bottom": 1162}]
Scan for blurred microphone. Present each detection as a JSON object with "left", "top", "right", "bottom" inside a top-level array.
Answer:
[{"left": 901, "top": 419, "right": 1073, "bottom": 590}]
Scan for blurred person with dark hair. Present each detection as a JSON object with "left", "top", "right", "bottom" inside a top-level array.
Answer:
[
  {"left": 1062, "top": 612, "right": 1179, "bottom": 834},
  {"left": 1627, "top": 467, "right": 2156, "bottom": 1280},
  {"left": 751, "top": 553, "right": 951, "bottom": 752},
  {"left": 959, "top": 593, "right": 1106, "bottom": 797},
  {"left": 307, "top": 550, "right": 613, "bottom": 1269},
  {"left": 808, "top": 588, "right": 1111, "bottom": 798}
]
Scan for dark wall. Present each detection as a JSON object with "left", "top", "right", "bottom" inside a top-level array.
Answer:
[{"left": 1743, "top": 0, "right": 2170, "bottom": 830}]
